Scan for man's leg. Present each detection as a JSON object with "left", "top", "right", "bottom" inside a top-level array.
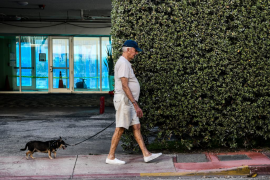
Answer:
[
  {"left": 107, "top": 127, "right": 125, "bottom": 160},
  {"left": 132, "top": 124, "right": 151, "bottom": 157},
  {"left": 132, "top": 124, "right": 162, "bottom": 162}
]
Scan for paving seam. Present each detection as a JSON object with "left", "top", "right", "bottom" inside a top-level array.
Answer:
[
  {"left": 70, "top": 155, "right": 78, "bottom": 179},
  {"left": 172, "top": 156, "right": 178, "bottom": 174}
]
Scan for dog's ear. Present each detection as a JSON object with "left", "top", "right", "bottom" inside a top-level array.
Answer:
[{"left": 59, "top": 136, "right": 62, "bottom": 141}]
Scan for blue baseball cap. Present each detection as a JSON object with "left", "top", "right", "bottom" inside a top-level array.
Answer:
[{"left": 123, "top": 40, "right": 142, "bottom": 52}]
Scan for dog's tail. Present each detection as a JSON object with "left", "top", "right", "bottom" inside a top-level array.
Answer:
[{"left": 20, "top": 143, "right": 28, "bottom": 151}]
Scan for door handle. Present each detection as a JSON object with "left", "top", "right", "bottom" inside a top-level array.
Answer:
[{"left": 50, "top": 66, "right": 53, "bottom": 72}]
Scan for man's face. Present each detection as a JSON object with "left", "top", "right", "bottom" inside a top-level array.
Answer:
[{"left": 128, "top": 47, "right": 139, "bottom": 60}]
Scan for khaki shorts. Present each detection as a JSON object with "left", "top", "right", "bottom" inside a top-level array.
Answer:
[{"left": 113, "top": 94, "right": 140, "bottom": 130}]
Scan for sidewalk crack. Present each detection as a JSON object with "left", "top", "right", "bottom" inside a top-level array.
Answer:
[{"left": 70, "top": 155, "right": 78, "bottom": 179}]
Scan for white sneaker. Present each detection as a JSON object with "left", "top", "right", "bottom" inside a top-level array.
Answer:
[
  {"left": 144, "top": 153, "right": 162, "bottom": 163},
  {"left": 106, "top": 158, "right": 125, "bottom": 165}
]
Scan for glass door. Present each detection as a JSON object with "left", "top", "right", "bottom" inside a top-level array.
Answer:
[{"left": 49, "top": 37, "right": 73, "bottom": 93}]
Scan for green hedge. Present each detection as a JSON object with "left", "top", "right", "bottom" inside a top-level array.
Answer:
[{"left": 111, "top": 0, "right": 270, "bottom": 150}]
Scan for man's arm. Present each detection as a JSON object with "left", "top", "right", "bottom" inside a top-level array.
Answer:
[{"left": 120, "top": 77, "right": 143, "bottom": 118}]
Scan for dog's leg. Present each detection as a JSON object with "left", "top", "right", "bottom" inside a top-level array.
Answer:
[
  {"left": 26, "top": 151, "right": 35, "bottom": 159},
  {"left": 48, "top": 150, "right": 53, "bottom": 159},
  {"left": 30, "top": 152, "right": 35, "bottom": 159},
  {"left": 26, "top": 151, "right": 31, "bottom": 159},
  {"left": 53, "top": 151, "right": 56, "bottom": 158}
]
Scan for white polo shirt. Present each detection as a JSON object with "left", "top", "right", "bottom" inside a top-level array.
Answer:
[{"left": 114, "top": 56, "right": 140, "bottom": 101}]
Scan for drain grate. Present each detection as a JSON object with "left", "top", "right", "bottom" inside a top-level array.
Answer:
[
  {"left": 177, "top": 154, "right": 208, "bottom": 163},
  {"left": 217, "top": 154, "right": 251, "bottom": 161}
]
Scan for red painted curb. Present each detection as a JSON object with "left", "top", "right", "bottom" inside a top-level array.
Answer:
[
  {"left": 174, "top": 152, "right": 270, "bottom": 171},
  {"left": 249, "top": 165, "right": 270, "bottom": 175}
]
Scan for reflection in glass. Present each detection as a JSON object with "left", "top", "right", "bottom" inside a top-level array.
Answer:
[
  {"left": 74, "top": 37, "right": 100, "bottom": 91},
  {"left": 0, "top": 35, "right": 111, "bottom": 92},
  {"left": 16, "top": 36, "right": 49, "bottom": 91},
  {"left": 53, "top": 39, "right": 69, "bottom": 68},
  {"left": 52, "top": 39, "right": 69, "bottom": 89},
  {"left": 101, "top": 37, "right": 110, "bottom": 91},
  {"left": 53, "top": 69, "right": 69, "bottom": 89},
  {"left": 35, "top": 38, "right": 49, "bottom": 89},
  {"left": 17, "top": 42, "right": 31, "bottom": 87}
]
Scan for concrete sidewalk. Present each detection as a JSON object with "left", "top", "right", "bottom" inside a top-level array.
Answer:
[{"left": 1, "top": 152, "right": 270, "bottom": 179}]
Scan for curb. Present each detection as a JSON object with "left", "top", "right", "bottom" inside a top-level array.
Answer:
[
  {"left": 249, "top": 165, "right": 270, "bottom": 175},
  {"left": 140, "top": 165, "right": 250, "bottom": 177},
  {"left": 1, "top": 165, "right": 270, "bottom": 179},
  {"left": 141, "top": 164, "right": 270, "bottom": 177}
]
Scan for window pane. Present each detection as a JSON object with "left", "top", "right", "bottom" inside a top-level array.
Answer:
[
  {"left": 35, "top": 38, "right": 49, "bottom": 89},
  {"left": 18, "top": 36, "right": 49, "bottom": 91},
  {"left": 0, "top": 36, "right": 19, "bottom": 92},
  {"left": 74, "top": 37, "right": 100, "bottom": 91},
  {"left": 53, "top": 39, "right": 69, "bottom": 68},
  {"left": 102, "top": 37, "right": 110, "bottom": 91},
  {"left": 53, "top": 69, "right": 69, "bottom": 89},
  {"left": 19, "top": 42, "right": 32, "bottom": 87}
]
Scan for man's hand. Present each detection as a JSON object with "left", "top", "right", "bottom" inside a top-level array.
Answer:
[{"left": 134, "top": 103, "right": 143, "bottom": 118}]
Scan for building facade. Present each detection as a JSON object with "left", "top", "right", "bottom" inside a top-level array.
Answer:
[{"left": 0, "top": 23, "right": 112, "bottom": 94}]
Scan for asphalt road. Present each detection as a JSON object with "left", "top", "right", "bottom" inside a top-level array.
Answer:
[{"left": 0, "top": 107, "right": 125, "bottom": 158}]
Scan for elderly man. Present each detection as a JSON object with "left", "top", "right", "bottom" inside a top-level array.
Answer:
[{"left": 106, "top": 40, "right": 162, "bottom": 165}]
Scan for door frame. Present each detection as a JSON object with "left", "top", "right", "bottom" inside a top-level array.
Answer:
[{"left": 48, "top": 36, "right": 74, "bottom": 93}]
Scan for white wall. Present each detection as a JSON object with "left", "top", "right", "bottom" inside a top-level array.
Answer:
[{"left": 0, "top": 22, "right": 111, "bottom": 35}]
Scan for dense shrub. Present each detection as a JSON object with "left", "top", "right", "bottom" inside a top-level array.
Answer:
[{"left": 111, "top": 0, "right": 270, "bottom": 150}]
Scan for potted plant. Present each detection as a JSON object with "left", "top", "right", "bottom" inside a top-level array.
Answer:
[{"left": 104, "top": 45, "right": 114, "bottom": 91}]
